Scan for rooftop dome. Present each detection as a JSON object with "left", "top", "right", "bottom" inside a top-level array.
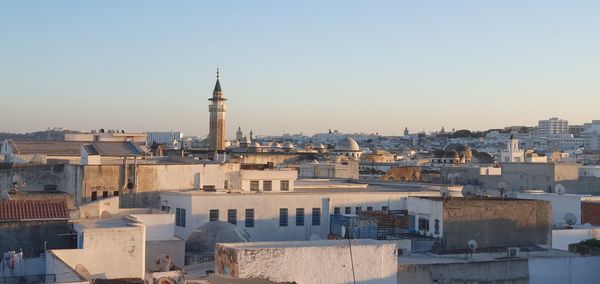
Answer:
[
  {"left": 315, "top": 143, "right": 325, "bottom": 149},
  {"left": 185, "top": 221, "right": 250, "bottom": 254},
  {"left": 442, "top": 150, "right": 459, "bottom": 158},
  {"left": 271, "top": 142, "right": 282, "bottom": 148},
  {"left": 443, "top": 143, "right": 472, "bottom": 160},
  {"left": 335, "top": 137, "right": 360, "bottom": 152},
  {"left": 283, "top": 142, "right": 294, "bottom": 149},
  {"left": 250, "top": 141, "right": 261, "bottom": 148}
]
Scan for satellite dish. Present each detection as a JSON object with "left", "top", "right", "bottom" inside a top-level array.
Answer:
[
  {"left": 468, "top": 240, "right": 478, "bottom": 251},
  {"left": 462, "top": 185, "right": 476, "bottom": 198},
  {"left": 564, "top": 213, "right": 577, "bottom": 227},
  {"left": 440, "top": 187, "right": 450, "bottom": 198},
  {"left": 0, "top": 190, "right": 10, "bottom": 201},
  {"left": 554, "top": 184, "right": 566, "bottom": 195},
  {"left": 75, "top": 264, "right": 91, "bottom": 280}
]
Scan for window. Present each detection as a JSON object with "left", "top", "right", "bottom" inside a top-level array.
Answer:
[
  {"left": 366, "top": 206, "right": 373, "bottom": 212},
  {"left": 296, "top": 208, "right": 305, "bottom": 226},
  {"left": 312, "top": 208, "right": 321, "bottom": 226},
  {"left": 355, "top": 207, "right": 362, "bottom": 214},
  {"left": 382, "top": 206, "right": 388, "bottom": 211},
  {"left": 91, "top": 191, "right": 97, "bottom": 201},
  {"left": 113, "top": 190, "right": 119, "bottom": 196},
  {"left": 263, "top": 180, "right": 272, "bottom": 191},
  {"left": 418, "top": 217, "right": 429, "bottom": 232},
  {"left": 224, "top": 180, "right": 230, "bottom": 189},
  {"left": 280, "top": 180, "right": 290, "bottom": 191},
  {"left": 203, "top": 185, "right": 216, "bottom": 191},
  {"left": 250, "top": 181, "right": 260, "bottom": 191},
  {"left": 434, "top": 219, "right": 440, "bottom": 235},
  {"left": 161, "top": 205, "right": 170, "bottom": 212},
  {"left": 334, "top": 207, "right": 341, "bottom": 215},
  {"left": 209, "top": 209, "right": 219, "bottom": 222},
  {"left": 227, "top": 209, "right": 237, "bottom": 225},
  {"left": 345, "top": 207, "right": 352, "bottom": 214},
  {"left": 245, "top": 209, "right": 254, "bottom": 228},
  {"left": 102, "top": 191, "right": 108, "bottom": 198},
  {"left": 176, "top": 208, "right": 186, "bottom": 227},
  {"left": 279, "top": 208, "right": 288, "bottom": 227}
]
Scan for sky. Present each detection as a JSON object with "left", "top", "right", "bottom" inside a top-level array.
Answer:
[{"left": 1, "top": 1, "right": 599, "bottom": 137}]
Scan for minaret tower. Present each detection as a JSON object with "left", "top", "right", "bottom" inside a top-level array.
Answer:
[{"left": 208, "top": 67, "right": 227, "bottom": 152}]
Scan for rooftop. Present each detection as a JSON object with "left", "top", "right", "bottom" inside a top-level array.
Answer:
[
  {"left": 218, "top": 239, "right": 391, "bottom": 250},
  {"left": 399, "top": 249, "right": 579, "bottom": 265}
]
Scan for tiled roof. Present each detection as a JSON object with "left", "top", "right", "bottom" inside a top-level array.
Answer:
[{"left": 0, "top": 200, "right": 70, "bottom": 221}]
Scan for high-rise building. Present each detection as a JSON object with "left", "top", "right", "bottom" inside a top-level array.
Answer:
[
  {"left": 208, "top": 68, "right": 227, "bottom": 152},
  {"left": 537, "top": 117, "right": 568, "bottom": 137}
]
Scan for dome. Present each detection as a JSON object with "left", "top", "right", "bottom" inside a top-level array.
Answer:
[
  {"left": 271, "top": 142, "right": 282, "bottom": 148},
  {"left": 442, "top": 150, "right": 459, "bottom": 158},
  {"left": 283, "top": 142, "right": 294, "bottom": 149},
  {"left": 304, "top": 143, "right": 315, "bottom": 149},
  {"left": 185, "top": 221, "right": 250, "bottom": 254},
  {"left": 250, "top": 141, "right": 261, "bottom": 148},
  {"left": 241, "top": 136, "right": 251, "bottom": 144},
  {"left": 335, "top": 137, "right": 360, "bottom": 152},
  {"left": 443, "top": 143, "right": 472, "bottom": 160},
  {"left": 471, "top": 151, "right": 494, "bottom": 164},
  {"left": 262, "top": 142, "right": 272, "bottom": 147},
  {"left": 315, "top": 143, "right": 325, "bottom": 149}
]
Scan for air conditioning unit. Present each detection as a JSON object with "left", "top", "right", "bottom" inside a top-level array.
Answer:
[{"left": 507, "top": 247, "right": 520, "bottom": 258}]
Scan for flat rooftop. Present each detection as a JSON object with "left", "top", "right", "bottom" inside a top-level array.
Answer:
[
  {"left": 399, "top": 249, "right": 580, "bottom": 265},
  {"left": 219, "top": 239, "right": 392, "bottom": 249},
  {"left": 74, "top": 218, "right": 133, "bottom": 229}
]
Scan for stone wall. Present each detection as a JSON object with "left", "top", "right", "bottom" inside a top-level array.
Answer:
[
  {"left": 382, "top": 166, "right": 421, "bottom": 182},
  {"left": 442, "top": 199, "right": 552, "bottom": 251}
]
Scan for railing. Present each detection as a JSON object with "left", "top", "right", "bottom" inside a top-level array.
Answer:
[
  {"left": 185, "top": 254, "right": 215, "bottom": 265},
  {"left": 0, "top": 274, "right": 55, "bottom": 284}
]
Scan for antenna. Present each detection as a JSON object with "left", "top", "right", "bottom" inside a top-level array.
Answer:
[
  {"left": 564, "top": 212, "right": 577, "bottom": 228},
  {"left": 554, "top": 184, "right": 566, "bottom": 195},
  {"left": 440, "top": 187, "right": 450, "bottom": 199},
  {"left": 468, "top": 240, "right": 478, "bottom": 257}
]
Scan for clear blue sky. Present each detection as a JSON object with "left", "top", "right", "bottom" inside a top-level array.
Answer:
[{"left": 1, "top": 1, "right": 599, "bottom": 137}]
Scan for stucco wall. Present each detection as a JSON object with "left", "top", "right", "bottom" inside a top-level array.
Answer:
[
  {"left": 216, "top": 240, "right": 397, "bottom": 284},
  {"left": 552, "top": 228, "right": 600, "bottom": 250},
  {"left": 50, "top": 224, "right": 146, "bottom": 280},
  {"left": 145, "top": 239, "right": 185, "bottom": 270},
  {"left": 529, "top": 256, "right": 600, "bottom": 284}
]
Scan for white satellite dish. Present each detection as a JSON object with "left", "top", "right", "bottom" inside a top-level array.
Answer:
[
  {"left": 440, "top": 187, "right": 450, "bottom": 198},
  {"left": 564, "top": 212, "right": 577, "bottom": 227},
  {"left": 462, "top": 185, "right": 476, "bottom": 198},
  {"left": 468, "top": 240, "right": 478, "bottom": 250},
  {"left": 554, "top": 184, "right": 566, "bottom": 195},
  {"left": 0, "top": 190, "right": 10, "bottom": 201}
]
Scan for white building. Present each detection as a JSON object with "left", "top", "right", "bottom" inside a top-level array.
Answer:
[
  {"left": 580, "top": 165, "right": 600, "bottom": 177},
  {"left": 160, "top": 181, "right": 441, "bottom": 242},
  {"left": 538, "top": 117, "right": 569, "bottom": 137},
  {"left": 500, "top": 134, "right": 525, "bottom": 163},
  {"left": 146, "top": 131, "right": 183, "bottom": 148}
]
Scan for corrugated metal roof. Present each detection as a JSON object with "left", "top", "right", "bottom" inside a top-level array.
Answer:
[{"left": 0, "top": 200, "right": 70, "bottom": 221}]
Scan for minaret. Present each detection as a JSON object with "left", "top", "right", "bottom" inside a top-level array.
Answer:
[
  {"left": 236, "top": 127, "right": 243, "bottom": 142},
  {"left": 208, "top": 67, "right": 227, "bottom": 152}
]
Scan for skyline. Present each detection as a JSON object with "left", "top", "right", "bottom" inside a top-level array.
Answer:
[{"left": 1, "top": 1, "right": 599, "bottom": 137}]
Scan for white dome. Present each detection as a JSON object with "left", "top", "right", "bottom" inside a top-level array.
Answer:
[
  {"left": 315, "top": 143, "right": 325, "bottom": 149},
  {"left": 251, "top": 141, "right": 261, "bottom": 148},
  {"left": 283, "top": 142, "right": 294, "bottom": 149},
  {"left": 335, "top": 137, "right": 360, "bottom": 152},
  {"left": 271, "top": 142, "right": 282, "bottom": 148}
]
